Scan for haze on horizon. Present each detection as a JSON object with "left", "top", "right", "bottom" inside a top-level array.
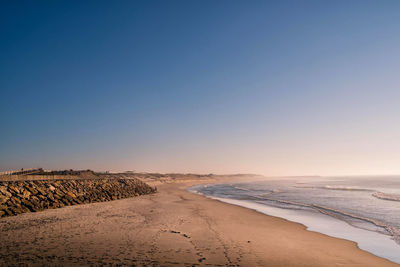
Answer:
[{"left": 1, "top": 1, "right": 400, "bottom": 176}]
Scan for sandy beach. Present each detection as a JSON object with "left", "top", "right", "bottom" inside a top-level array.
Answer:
[{"left": 0, "top": 180, "right": 398, "bottom": 266}]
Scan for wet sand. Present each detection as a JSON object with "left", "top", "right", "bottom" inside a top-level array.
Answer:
[{"left": 0, "top": 181, "right": 398, "bottom": 266}]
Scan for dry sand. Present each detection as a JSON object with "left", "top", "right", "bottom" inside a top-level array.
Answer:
[{"left": 0, "top": 180, "right": 398, "bottom": 266}]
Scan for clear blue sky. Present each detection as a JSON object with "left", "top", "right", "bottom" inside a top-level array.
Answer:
[{"left": 1, "top": 1, "right": 400, "bottom": 175}]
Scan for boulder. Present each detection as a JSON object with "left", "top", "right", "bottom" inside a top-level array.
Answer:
[
  {"left": 22, "top": 190, "right": 31, "bottom": 199},
  {"left": 0, "top": 186, "right": 12, "bottom": 197},
  {"left": 8, "top": 184, "right": 20, "bottom": 194},
  {"left": 66, "top": 191, "right": 76, "bottom": 199},
  {"left": 0, "top": 195, "right": 9, "bottom": 204}
]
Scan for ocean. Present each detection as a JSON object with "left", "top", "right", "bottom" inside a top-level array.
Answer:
[{"left": 189, "top": 176, "right": 400, "bottom": 264}]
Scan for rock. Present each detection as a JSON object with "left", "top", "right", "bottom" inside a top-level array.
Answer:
[
  {"left": 54, "top": 189, "right": 63, "bottom": 197},
  {"left": 26, "top": 187, "right": 38, "bottom": 195},
  {"left": 0, "top": 195, "right": 9, "bottom": 204},
  {"left": 38, "top": 195, "right": 47, "bottom": 200},
  {"left": 66, "top": 191, "right": 76, "bottom": 198},
  {"left": 0, "top": 186, "right": 12, "bottom": 197},
  {"left": 36, "top": 187, "right": 47, "bottom": 195},
  {"left": 22, "top": 190, "right": 31, "bottom": 199},
  {"left": 21, "top": 199, "right": 35, "bottom": 211},
  {"left": 61, "top": 198, "right": 71, "bottom": 205},
  {"left": 10, "top": 204, "right": 25, "bottom": 214},
  {"left": 0, "top": 186, "right": 7, "bottom": 193},
  {"left": 47, "top": 193, "right": 55, "bottom": 201},
  {"left": 48, "top": 185, "right": 56, "bottom": 191},
  {"left": 4, "top": 209, "right": 13, "bottom": 216},
  {"left": 8, "top": 184, "right": 20, "bottom": 194},
  {"left": 10, "top": 197, "right": 21, "bottom": 205}
]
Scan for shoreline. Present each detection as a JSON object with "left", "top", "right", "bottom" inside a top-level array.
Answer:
[
  {"left": 0, "top": 178, "right": 398, "bottom": 266},
  {"left": 187, "top": 181, "right": 400, "bottom": 265},
  {"left": 182, "top": 180, "right": 399, "bottom": 266}
]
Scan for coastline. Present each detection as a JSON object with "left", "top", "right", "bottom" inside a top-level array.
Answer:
[
  {"left": 188, "top": 179, "right": 400, "bottom": 264},
  {"left": 0, "top": 178, "right": 398, "bottom": 266}
]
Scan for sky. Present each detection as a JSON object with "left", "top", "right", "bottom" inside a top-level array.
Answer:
[{"left": 1, "top": 0, "right": 400, "bottom": 176}]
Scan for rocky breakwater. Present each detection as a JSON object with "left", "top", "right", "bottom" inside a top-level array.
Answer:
[{"left": 0, "top": 178, "right": 156, "bottom": 217}]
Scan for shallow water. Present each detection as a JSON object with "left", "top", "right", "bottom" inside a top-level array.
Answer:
[{"left": 189, "top": 176, "right": 400, "bottom": 264}]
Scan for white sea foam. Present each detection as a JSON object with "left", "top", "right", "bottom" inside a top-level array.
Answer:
[
  {"left": 294, "top": 185, "right": 374, "bottom": 191},
  {"left": 372, "top": 192, "right": 400, "bottom": 202},
  {"left": 233, "top": 186, "right": 252, "bottom": 192}
]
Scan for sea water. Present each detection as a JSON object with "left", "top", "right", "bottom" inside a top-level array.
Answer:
[{"left": 189, "top": 176, "right": 400, "bottom": 264}]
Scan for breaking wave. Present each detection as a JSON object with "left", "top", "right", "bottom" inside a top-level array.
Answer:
[
  {"left": 294, "top": 185, "right": 374, "bottom": 192},
  {"left": 372, "top": 192, "right": 400, "bottom": 202}
]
